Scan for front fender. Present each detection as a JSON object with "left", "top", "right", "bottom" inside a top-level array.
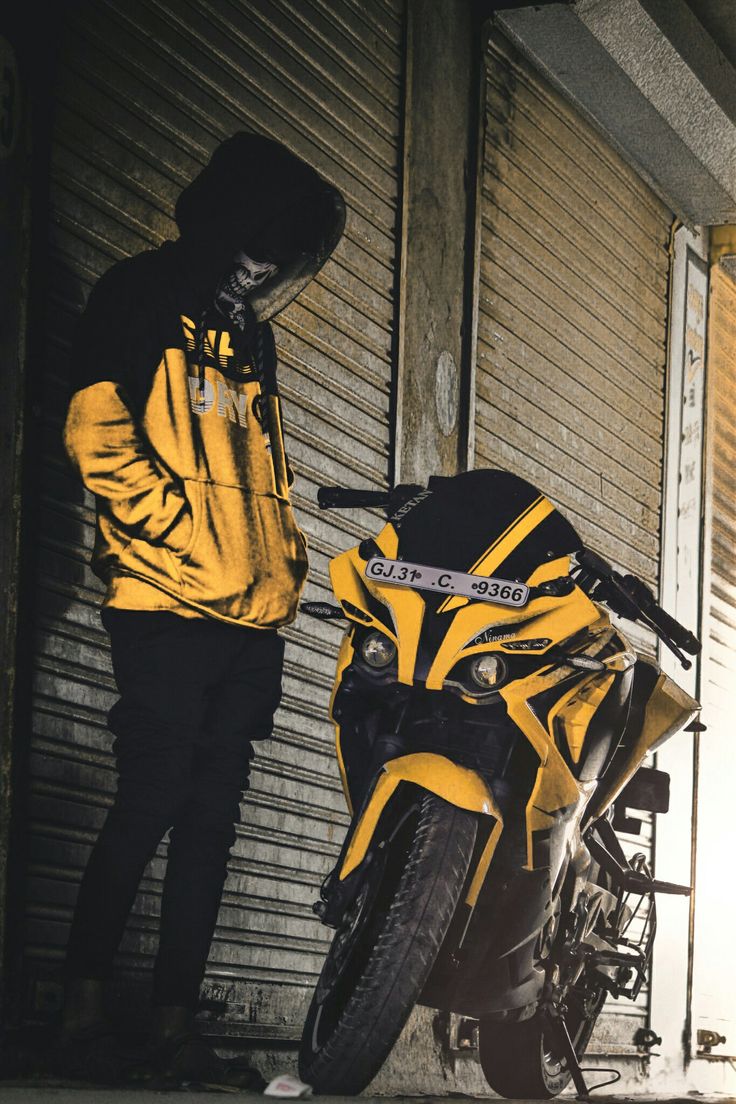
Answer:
[{"left": 339, "top": 752, "right": 502, "bottom": 880}]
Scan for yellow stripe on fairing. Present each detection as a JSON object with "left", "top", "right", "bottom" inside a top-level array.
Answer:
[
  {"left": 375, "top": 522, "right": 399, "bottom": 559},
  {"left": 437, "top": 496, "right": 555, "bottom": 614},
  {"left": 361, "top": 522, "right": 420, "bottom": 684},
  {"left": 465, "top": 817, "right": 504, "bottom": 906}
]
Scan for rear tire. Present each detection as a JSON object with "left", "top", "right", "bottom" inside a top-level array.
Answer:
[
  {"left": 299, "top": 792, "right": 477, "bottom": 1094},
  {"left": 479, "top": 988, "right": 606, "bottom": 1098}
]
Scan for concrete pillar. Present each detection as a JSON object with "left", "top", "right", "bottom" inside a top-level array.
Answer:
[{"left": 393, "top": 0, "right": 486, "bottom": 484}]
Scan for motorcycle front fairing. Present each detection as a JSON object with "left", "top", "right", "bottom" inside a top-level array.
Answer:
[
  {"left": 331, "top": 476, "right": 609, "bottom": 843},
  {"left": 322, "top": 472, "right": 699, "bottom": 1012}
]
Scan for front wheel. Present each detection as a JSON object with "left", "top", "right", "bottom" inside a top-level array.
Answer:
[{"left": 299, "top": 792, "right": 477, "bottom": 1094}]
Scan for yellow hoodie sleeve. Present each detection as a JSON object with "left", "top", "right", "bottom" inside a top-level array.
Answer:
[
  {"left": 64, "top": 380, "right": 191, "bottom": 549},
  {"left": 65, "top": 260, "right": 193, "bottom": 550}
]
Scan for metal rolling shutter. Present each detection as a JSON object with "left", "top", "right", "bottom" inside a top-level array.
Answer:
[
  {"left": 478, "top": 33, "right": 671, "bottom": 592},
  {"left": 22, "top": 0, "right": 404, "bottom": 1039},
  {"left": 476, "top": 32, "right": 672, "bottom": 1057}
]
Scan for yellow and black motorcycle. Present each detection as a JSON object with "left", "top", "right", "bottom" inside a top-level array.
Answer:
[{"left": 297, "top": 469, "right": 700, "bottom": 1098}]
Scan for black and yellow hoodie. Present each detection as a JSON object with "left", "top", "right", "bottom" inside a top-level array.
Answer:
[{"left": 64, "top": 134, "right": 345, "bottom": 629}]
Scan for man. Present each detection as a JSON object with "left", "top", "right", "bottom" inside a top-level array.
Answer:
[{"left": 59, "top": 133, "right": 345, "bottom": 1084}]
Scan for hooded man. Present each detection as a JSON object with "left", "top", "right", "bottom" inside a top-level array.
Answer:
[{"left": 59, "top": 133, "right": 345, "bottom": 1084}]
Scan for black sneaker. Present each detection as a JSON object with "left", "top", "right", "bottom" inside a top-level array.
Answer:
[
  {"left": 48, "top": 1024, "right": 136, "bottom": 1084},
  {"left": 148, "top": 1030, "right": 265, "bottom": 1090}
]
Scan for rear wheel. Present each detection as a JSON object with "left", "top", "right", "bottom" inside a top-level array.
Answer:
[
  {"left": 299, "top": 792, "right": 477, "bottom": 1095},
  {"left": 479, "top": 986, "right": 606, "bottom": 1098}
]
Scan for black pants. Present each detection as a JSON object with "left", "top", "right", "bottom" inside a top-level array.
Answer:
[{"left": 65, "top": 609, "right": 285, "bottom": 1009}]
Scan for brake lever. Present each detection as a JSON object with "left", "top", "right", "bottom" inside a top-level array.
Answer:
[
  {"left": 639, "top": 619, "right": 692, "bottom": 670},
  {"left": 602, "top": 578, "right": 693, "bottom": 669}
]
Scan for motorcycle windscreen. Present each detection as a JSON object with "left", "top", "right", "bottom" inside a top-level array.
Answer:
[{"left": 391, "top": 469, "right": 582, "bottom": 609}]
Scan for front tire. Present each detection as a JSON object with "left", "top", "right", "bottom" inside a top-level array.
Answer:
[{"left": 299, "top": 792, "right": 477, "bottom": 1094}]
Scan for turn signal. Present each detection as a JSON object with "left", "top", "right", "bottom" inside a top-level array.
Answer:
[{"left": 361, "top": 632, "right": 397, "bottom": 668}]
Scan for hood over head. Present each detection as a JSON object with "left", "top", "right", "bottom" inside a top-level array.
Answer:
[{"left": 174, "top": 132, "right": 346, "bottom": 320}]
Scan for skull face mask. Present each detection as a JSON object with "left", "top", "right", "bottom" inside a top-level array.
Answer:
[{"left": 215, "top": 249, "right": 279, "bottom": 331}]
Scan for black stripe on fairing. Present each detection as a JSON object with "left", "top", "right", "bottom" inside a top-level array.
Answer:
[
  {"left": 357, "top": 578, "right": 395, "bottom": 634},
  {"left": 395, "top": 470, "right": 545, "bottom": 571}
]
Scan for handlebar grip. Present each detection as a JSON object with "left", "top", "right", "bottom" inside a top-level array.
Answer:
[
  {"left": 646, "top": 604, "right": 701, "bottom": 656},
  {"left": 577, "top": 547, "right": 615, "bottom": 579},
  {"left": 317, "top": 487, "right": 391, "bottom": 510}
]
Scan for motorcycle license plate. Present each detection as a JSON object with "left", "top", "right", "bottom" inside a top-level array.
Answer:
[{"left": 364, "top": 558, "right": 530, "bottom": 607}]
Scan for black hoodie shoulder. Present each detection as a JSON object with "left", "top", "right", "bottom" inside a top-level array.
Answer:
[{"left": 70, "top": 247, "right": 189, "bottom": 413}]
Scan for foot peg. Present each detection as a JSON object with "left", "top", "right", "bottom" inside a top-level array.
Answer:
[{"left": 588, "top": 825, "right": 690, "bottom": 895}]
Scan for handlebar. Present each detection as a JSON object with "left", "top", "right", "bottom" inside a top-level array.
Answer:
[
  {"left": 619, "top": 572, "right": 701, "bottom": 655},
  {"left": 317, "top": 487, "right": 392, "bottom": 509},
  {"left": 317, "top": 483, "right": 425, "bottom": 516},
  {"left": 574, "top": 549, "right": 701, "bottom": 668}
]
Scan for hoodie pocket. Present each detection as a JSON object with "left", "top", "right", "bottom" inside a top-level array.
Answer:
[
  {"left": 113, "top": 482, "right": 197, "bottom": 590},
  {"left": 174, "top": 479, "right": 309, "bottom": 625}
]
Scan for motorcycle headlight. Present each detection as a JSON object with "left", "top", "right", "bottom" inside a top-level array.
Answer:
[
  {"left": 361, "top": 631, "right": 397, "bottom": 668},
  {"left": 469, "top": 654, "right": 507, "bottom": 688}
]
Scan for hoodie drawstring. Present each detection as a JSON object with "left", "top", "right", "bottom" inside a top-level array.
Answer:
[
  {"left": 195, "top": 304, "right": 264, "bottom": 407},
  {"left": 197, "top": 307, "right": 208, "bottom": 400},
  {"left": 252, "top": 324, "right": 266, "bottom": 428}
]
